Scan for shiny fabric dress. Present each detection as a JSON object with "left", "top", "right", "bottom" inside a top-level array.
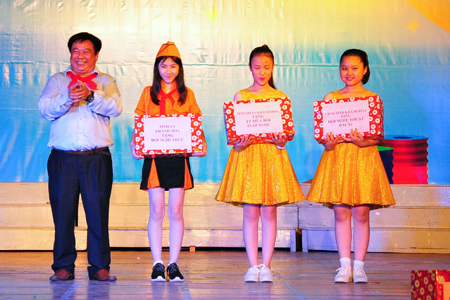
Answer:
[
  {"left": 216, "top": 89, "right": 305, "bottom": 206},
  {"left": 306, "top": 90, "right": 395, "bottom": 209}
]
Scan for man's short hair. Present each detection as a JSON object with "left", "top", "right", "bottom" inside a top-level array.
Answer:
[{"left": 67, "top": 32, "right": 102, "bottom": 54}]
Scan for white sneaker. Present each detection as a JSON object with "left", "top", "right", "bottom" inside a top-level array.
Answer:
[
  {"left": 259, "top": 264, "right": 274, "bottom": 282},
  {"left": 334, "top": 267, "right": 352, "bottom": 283},
  {"left": 353, "top": 267, "right": 368, "bottom": 283},
  {"left": 244, "top": 265, "right": 260, "bottom": 282}
]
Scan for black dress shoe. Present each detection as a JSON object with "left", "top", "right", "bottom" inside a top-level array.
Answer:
[{"left": 50, "top": 269, "right": 74, "bottom": 281}]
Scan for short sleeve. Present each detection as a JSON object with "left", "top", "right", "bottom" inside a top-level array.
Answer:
[
  {"left": 134, "top": 86, "right": 152, "bottom": 115},
  {"left": 186, "top": 88, "right": 202, "bottom": 115}
]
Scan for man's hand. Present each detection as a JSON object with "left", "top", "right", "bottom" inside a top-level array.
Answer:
[{"left": 69, "top": 81, "right": 91, "bottom": 103}]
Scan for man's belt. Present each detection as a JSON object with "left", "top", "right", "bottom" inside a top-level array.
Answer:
[{"left": 54, "top": 147, "right": 110, "bottom": 156}]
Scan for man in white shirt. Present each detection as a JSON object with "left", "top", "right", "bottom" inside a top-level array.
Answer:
[{"left": 38, "top": 32, "right": 122, "bottom": 281}]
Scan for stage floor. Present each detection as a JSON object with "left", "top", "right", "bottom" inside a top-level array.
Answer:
[{"left": 0, "top": 250, "right": 446, "bottom": 299}]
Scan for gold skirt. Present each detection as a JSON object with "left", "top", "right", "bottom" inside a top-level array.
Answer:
[
  {"left": 216, "top": 143, "right": 304, "bottom": 206},
  {"left": 306, "top": 143, "right": 395, "bottom": 209}
]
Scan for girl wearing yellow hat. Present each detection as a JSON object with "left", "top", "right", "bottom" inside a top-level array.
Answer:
[{"left": 131, "top": 41, "right": 207, "bottom": 282}]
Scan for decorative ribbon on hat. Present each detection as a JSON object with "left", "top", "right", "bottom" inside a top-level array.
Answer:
[
  {"left": 159, "top": 89, "right": 177, "bottom": 115},
  {"left": 67, "top": 71, "right": 98, "bottom": 90}
]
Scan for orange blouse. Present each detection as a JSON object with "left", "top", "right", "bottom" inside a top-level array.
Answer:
[{"left": 135, "top": 86, "right": 202, "bottom": 116}]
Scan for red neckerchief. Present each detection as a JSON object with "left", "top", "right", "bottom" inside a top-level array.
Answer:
[
  {"left": 67, "top": 71, "right": 98, "bottom": 90},
  {"left": 159, "top": 89, "right": 177, "bottom": 115}
]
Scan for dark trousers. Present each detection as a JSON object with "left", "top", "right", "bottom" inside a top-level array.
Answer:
[{"left": 47, "top": 149, "right": 113, "bottom": 278}]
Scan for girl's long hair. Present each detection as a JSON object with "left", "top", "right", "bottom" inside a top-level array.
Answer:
[
  {"left": 150, "top": 56, "right": 187, "bottom": 105},
  {"left": 249, "top": 45, "right": 276, "bottom": 89},
  {"left": 340, "top": 49, "right": 371, "bottom": 84}
]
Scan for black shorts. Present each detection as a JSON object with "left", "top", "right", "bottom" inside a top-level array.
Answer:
[{"left": 140, "top": 157, "right": 194, "bottom": 190}]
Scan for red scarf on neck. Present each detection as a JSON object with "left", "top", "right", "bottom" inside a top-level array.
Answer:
[
  {"left": 67, "top": 71, "right": 98, "bottom": 90},
  {"left": 159, "top": 89, "right": 177, "bottom": 115}
]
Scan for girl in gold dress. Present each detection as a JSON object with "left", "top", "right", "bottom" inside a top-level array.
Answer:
[
  {"left": 306, "top": 49, "right": 395, "bottom": 283},
  {"left": 216, "top": 45, "right": 304, "bottom": 282}
]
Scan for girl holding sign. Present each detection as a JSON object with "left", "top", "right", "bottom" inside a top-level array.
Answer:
[
  {"left": 306, "top": 49, "right": 395, "bottom": 283},
  {"left": 131, "top": 42, "right": 207, "bottom": 282},
  {"left": 216, "top": 45, "right": 304, "bottom": 282}
]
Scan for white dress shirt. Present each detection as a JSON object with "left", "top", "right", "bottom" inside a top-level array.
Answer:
[{"left": 38, "top": 67, "right": 123, "bottom": 151}]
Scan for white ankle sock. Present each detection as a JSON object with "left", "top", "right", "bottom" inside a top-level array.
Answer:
[
  {"left": 339, "top": 257, "right": 351, "bottom": 269},
  {"left": 354, "top": 260, "right": 365, "bottom": 270},
  {"left": 153, "top": 260, "right": 163, "bottom": 267}
]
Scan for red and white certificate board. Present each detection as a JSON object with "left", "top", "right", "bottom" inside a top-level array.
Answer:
[
  {"left": 314, "top": 95, "right": 384, "bottom": 143},
  {"left": 134, "top": 113, "right": 204, "bottom": 156},
  {"left": 224, "top": 97, "right": 295, "bottom": 145},
  {"left": 411, "top": 270, "right": 450, "bottom": 300}
]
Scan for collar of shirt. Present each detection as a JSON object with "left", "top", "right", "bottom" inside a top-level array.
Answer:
[{"left": 64, "top": 66, "right": 100, "bottom": 79}]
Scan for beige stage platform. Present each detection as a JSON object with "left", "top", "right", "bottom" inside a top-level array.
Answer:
[
  {"left": 0, "top": 250, "right": 448, "bottom": 299},
  {"left": 0, "top": 183, "right": 449, "bottom": 253},
  {"left": 1, "top": 183, "right": 449, "bottom": 299}
]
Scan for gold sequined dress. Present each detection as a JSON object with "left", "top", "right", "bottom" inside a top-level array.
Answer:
[
  {"left": 215, "top": 89, "right": 305, "bottom": 206},
  {"left": 306, "top": 90, "right": 395, "bottom": 209}
]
